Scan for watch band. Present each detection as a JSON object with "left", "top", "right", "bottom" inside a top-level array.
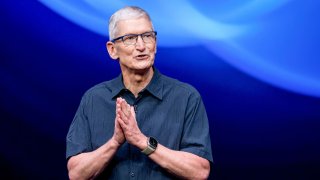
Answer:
[{"left": 141, "top": 145, "right": 155, "bottom": 155}]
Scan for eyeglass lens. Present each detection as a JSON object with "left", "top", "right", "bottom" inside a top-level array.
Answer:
[{"left": 123, "top": 32, "right": 156, "bottom": 45}]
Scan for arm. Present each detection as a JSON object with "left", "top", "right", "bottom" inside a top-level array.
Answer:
[
  {"left": 67, "top": 138, "right": 120, "bottom": 180},
  {"left": 117, "top": 98, "right": 210, "bottom": 180},
  {"left": 149, "top": 144, "right": 210, "bottom": 180},
  {"left": 67, "top": 98, "right": 125, "bottom": 180}
]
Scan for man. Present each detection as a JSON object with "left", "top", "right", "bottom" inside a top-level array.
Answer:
[{"left": 66, "top": 6, "right": 213, "bottom": 180}]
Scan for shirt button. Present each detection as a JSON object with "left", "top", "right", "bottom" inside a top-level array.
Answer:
[{"left": 130, "top": 172, "right": 135, "bottom": 177}]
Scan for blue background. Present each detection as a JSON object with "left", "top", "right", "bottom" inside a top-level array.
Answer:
[{"left": 1, "top": 1, "right": 320, "bottom": 179}]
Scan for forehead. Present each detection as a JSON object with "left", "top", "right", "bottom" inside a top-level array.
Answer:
[{"left": 116, "top": 17, "right": 153, "bottom": 36}]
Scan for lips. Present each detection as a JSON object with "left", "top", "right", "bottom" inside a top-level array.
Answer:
[{"left": 135, "top": 54, "right": 149, "bottom": 60}]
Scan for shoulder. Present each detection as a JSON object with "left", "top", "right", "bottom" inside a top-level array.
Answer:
[
  {"left": 83, "top": 81, "right": 109, "bottom": 96},
  {"left": 81, "top": 78, "right": 117, "bottom": 100},
  {"left": 160, "top": 74, "right": 201, "bottom": 98}
]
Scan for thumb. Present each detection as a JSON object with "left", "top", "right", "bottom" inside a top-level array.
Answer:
[{"left": 130, "top": 106, "right": 136, "bottom": 118}]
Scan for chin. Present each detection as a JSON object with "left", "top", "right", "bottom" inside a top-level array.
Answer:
[
  {"left": 132, "top": 64, "right": 153, "bottom": 73},
  {"left": 135, "top": 62, "right": 154, "bottom": 70}
]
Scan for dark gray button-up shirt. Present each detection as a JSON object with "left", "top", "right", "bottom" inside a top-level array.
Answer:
[{"left": 66, "top": 68, "right": 213, "bottom": 179}]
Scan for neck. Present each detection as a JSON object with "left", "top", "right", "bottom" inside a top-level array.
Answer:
[{"left": 122, "top": 68, "right": 154, "bottom": 97}]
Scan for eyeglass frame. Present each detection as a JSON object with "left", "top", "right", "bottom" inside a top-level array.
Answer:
[{"left": 110, "top": 31, "right": 157, "bottom": 45}]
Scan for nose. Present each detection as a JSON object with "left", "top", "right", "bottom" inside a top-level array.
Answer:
[{"left": 135, "top": 35, "right": 146, "bottom": 51}]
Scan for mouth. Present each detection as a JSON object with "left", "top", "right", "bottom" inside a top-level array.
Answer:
[{"left": 135, "top": 54, "right": 149, "bottom": 60}]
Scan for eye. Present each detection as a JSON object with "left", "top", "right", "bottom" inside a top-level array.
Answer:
[
  {"left": 143, "top": 33, "right": 152, "bottom": 38},
  {"left": 123, "top": 35, "right": 137, "bottom": 41}
]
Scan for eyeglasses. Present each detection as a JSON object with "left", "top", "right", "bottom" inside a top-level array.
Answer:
[{"left": 111, "top": 31, "right": 157, "bottom": 45}]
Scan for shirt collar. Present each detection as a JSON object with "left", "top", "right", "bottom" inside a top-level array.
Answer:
[
  {"left": 110, "top": 73, "right": 125, "bottom": 99},
  {"left": 144, "top": 68, "right": 163, "bottom": 100},
  {"left": 109, "top": 68, "right": 163, "bottom": 100}
]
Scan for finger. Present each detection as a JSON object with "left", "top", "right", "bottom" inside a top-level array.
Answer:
[
  {"left": 116, "top": 104, "right": 121, "bottom": 117},
  {"left": 119, "top": 100, "right": 126, "bottom": 113},
  {"left": 117, "top": 116, "right": 127, "bottom": 130},
  {"left": 126, "top": 104, "right": 131, "bottom": 117},
  {"left": 115, "top": 117, "right": 124, "bottom": 131},
  {"left": 116, "top": 97, "right": 122, "bottom": 105},
  {"left": 118, "top": 108, "right": 128, "bottom": 124},
  {"left": 116, "top": 98, "right": 122, "bottom": 115},
  {"left": 130, "top": 106, "right": 136, "bottom": 119},
  {"left": 116, "top": 104, "right": 120, "bottom": 115},
  {"left": 115, "top": 117, "right": 120, "bottom": 129},
  {"left": 120, "top": 101, "right": 131, "bottom": 117},
  {"left": 116, "top": 100, "right": 121, "bottom": 109},
  {"left": 119, "top": 98, "right": 129, "bottom": 107}
]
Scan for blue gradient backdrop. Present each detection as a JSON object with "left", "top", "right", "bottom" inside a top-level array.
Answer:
[{"left": 1, "top": 1, "right": 320, "bottom": 179}]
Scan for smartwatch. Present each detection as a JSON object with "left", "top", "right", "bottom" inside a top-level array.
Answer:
[{"left": 141, "top": 137, "right": 158, "bottom": 155}]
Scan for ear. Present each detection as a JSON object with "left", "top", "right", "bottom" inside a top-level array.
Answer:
[{"left": 106, "top": 41, "right": 119, "bottom": 60}]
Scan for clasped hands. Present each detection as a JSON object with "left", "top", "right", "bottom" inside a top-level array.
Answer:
[{"left": 112, "top": 97, "right": 147, "bottom": 150}]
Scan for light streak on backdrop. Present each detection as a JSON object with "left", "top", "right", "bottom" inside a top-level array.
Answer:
[{"left": 39, "top": 0, "right": 320, "bottom": 97}]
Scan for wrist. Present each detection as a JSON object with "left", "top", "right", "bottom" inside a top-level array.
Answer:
[
  {"left": 136, "top": 135, "right": 148, "bottom": 150},
  {"left": 110, "top": 137, "right": 122, "bottom": 149}
]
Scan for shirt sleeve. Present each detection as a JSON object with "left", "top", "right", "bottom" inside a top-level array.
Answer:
[
  {"left": 66, "top": 93, "right": 93, "bottom": 160},
  {"left": 180, "top": 90, "right": 213, "bottom": 163}
]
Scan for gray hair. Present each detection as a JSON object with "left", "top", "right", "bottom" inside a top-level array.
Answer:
[{"left": 108, "top": 6, "right": 154, "bottom": 40}]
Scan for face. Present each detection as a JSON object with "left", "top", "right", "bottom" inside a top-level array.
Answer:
[{"left": 107, "top": 17, "right": 157, "bottom": 73}]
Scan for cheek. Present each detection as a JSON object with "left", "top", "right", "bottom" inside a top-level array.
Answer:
[
  {"left": 148, "top": 44, "right": 157, "bottom": 54},
  {"left": 152, "top": 43, "right": 157, "bottom": 51},
  {"left": 117, "top": 47, "right": 134, "bottom": 59}
]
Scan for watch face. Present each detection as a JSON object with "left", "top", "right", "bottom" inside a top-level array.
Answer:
[{"left": 149, "top": 137, "right": 158, "bottom": 148}]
